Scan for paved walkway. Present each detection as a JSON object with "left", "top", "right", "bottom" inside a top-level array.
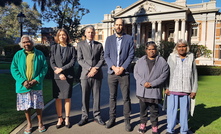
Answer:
[{"left": 11, "top": 65, "right": 181, "bottom": 134}]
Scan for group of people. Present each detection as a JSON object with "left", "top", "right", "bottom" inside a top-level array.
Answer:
[{"left": 10, "top": 18, "right": 198, "bottom": 134}]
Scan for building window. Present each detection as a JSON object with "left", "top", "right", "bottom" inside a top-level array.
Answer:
[
  {"left": 219, "top": 45, "right": 221, "bottom": 59},
  {"left": 191, "top": 25, "right": 198, "bottom": 37},
  {"left": 98, "top": 35, "right": 102, "bottom": 40},
  {"left": 98, "top": 29, "right": 102, "bottom": 40}
]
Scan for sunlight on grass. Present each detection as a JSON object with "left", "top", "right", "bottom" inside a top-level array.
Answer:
[
  {"left": 189, "top": 76, "right": 221, "bottom": 134},
  {"left": 0, "top": 73, "right": 220, "bottom": 133}
]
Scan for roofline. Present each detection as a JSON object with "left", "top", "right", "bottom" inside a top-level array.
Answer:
[{"left": 115, "top": 0, "right": 188, "bottom": 16}]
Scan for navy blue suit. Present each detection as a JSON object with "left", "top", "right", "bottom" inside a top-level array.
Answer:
[
  {"left": 104, "top": 33, "right": 134, "bottom": 120},
  {"left": 104, "top": 33, "right": 134, "bottom": 74}
]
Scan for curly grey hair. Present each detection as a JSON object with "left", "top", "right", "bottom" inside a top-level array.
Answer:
[{"left": 19, "top": 35, "right": 35, "bottom": 48}]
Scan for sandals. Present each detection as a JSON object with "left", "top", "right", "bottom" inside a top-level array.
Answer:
[
  {"left": 38, "top": 125, "right": 46, "bottom": 133},
  {"left": 24, "top": 128, "right": 32, "bottom": 134}
]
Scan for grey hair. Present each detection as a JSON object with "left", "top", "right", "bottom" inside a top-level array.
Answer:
[
  {"left": 84, "top": 25, "right": 95, "bottom": 33},
  {"left": 19, "top": 35, "right": 35, "bottom": 48},
  {"left": 173, "top": 39, "right": 189, "bottom": 54}
]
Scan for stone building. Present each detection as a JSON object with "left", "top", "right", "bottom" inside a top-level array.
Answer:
[{"left": 81, "top": 0, "right": 221, "bottom": 65}]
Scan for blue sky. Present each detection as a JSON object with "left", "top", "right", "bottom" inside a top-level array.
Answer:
[{"left": 23, "top": 0, "right": 221, "bottom": 27}]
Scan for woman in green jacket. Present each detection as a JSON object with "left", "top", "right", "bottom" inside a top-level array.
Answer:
[{"left": 11, "top": 35, "right": 48, "bottom": 134}]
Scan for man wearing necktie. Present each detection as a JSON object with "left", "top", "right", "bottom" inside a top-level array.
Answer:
[{"left": 77, "top": 25, "right": 105, "bottom": 126}]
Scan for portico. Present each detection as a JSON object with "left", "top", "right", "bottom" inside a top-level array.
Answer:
[{"left": 101, "top": 0, "right": 221, "bottom": 65}]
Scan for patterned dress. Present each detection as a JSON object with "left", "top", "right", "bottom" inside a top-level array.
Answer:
[{"left": 17, "top": 90, "right": 44, "bottom": 111}]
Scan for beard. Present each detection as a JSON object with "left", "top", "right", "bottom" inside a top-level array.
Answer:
[{"left": 115, "top": 28, "right": 123, "bottom": 35}]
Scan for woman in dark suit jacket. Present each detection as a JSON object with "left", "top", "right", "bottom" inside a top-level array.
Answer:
[{"left": 50, "top": 28, "right": 76, "bottom": 128}]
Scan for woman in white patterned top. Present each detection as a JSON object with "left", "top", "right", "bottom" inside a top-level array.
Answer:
[{"left": 165, "top": 39, "right": 198, "bottom": 134}]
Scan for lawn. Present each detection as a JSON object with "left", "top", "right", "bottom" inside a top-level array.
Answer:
[
  {"left": 0, "top": 73, "right": 53, "bottom": 134},
  {"left": 0, "top": 62, "right": 11, "bottom": 69},
  {"left": 0, "top": 71, "right": 220, "bottom": 134},
  {"left": 189, "top": 76, "right": 221, "bottom": 134}
]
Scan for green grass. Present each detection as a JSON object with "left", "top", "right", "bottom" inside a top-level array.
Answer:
[
  {"left": 189, "top": 76, "right": 221, "bottom": 134},
  {"left": 0, "top": 74, "right": 53, "bottom": 134},
  {"left": 0, "top": 72, "right": 221, "bottom": 134},
  {"left": 0, "top": 63, "right": 11, "bottom": 69}
]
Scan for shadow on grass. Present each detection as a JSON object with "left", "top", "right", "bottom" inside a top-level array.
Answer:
[{"left": 189, "top": 103, "right": 221, "bottom": 132}]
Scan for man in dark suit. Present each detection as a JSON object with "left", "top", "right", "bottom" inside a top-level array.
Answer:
[
  {"left": 77, "top": 25, "right": 105, "bottom": 126},
  {"left": 104, "top": 18, "right": 135, "bottom": 132}
]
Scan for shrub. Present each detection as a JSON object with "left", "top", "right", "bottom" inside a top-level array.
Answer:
[
  {"left": 159, "top": 41, "right": 176, "bottom": 60},
  {"left": 3, "top": 45, "right": 21, "bottom": 58},
  {"left": 190, "top": 44, "right": 212, "bottom": 58},
  {"left": 134, "top": 44, "right": 145, "bottom": 58},
  {"left": 35, "top": 44, "right": 50, "bottom": 57},
  {"left": 197, "top": 66, "right": 221, "bottom": 75}
]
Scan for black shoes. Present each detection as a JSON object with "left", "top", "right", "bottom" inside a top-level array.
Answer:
[
  {"left": 56, "top": 116, "right": 64, "bottom": 129},
  {"left": 106, "top": 118, "right": 132, "bottom": 132},
  {"left": 56, "top": 116, "right": 71, "bottom": 129},
  {"left": 106, "top": 118, "right": 116, "bottom": 129},
  {"left": 78, "top": 118, "right": 88, "bottom": 126},
  {"left": 65, "top": 116, "right": 71, "bottom": 128},
  {"left": 94, "top": 118, "right": 106, "bottom": 125},
  {"left": 125, "top": 119, "right": 132, "bottom": 132}
]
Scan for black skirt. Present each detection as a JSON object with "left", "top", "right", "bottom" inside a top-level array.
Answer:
[{"left": 52, "top": 78, "right": 73, "bottom": 99}]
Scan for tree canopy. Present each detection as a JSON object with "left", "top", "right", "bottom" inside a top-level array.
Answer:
[
  {"left": 0, "top": 0, "right": 62, "bottom": 11},
  {"left": 0, "top": 2, "right": 42, "bottom": 38},
  {"left": 42, "top": 0, "right": 89, "bottom": 40}
]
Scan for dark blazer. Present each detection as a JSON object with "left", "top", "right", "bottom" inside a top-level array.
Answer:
[
  {"left": 50, "top": 43, "right": 76, "bottom": 79},
  {"left": 104, "top": 33, "right": 134, "bottom": 74},
  {"left": 77, "top": 40, "right": 104, "bottom": 79}
]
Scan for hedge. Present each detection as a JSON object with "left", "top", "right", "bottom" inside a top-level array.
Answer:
[
  {"left": 197, "top": 66, "right": 221, "bottom": 75},
  {"left": 3, "top": 45, "right": 21, "bottom": 58},
  {"left": 129, "top": 63, "right": 221, "bottom": 75}
]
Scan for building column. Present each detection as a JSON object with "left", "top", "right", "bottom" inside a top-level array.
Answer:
[
  {"left": 157, "top": 21, "right": 162, "bottom": 43},
  {"left": 174, "top": 19, "right": 179, "bottom": 43},
  {"left": 151, "top": 21, "right": 156, "bottom": 41},
  {"left": 137, "top": 23, "right": 141, "bottom": 45},
  {"left": 132, "top": 23, "right": 136, "bottom": 43},
  {"left": 107, "top": 22, "right": 112, "bottom": 36},
  {"left": 181, "top": 19, "right": 186, "bottom": 40},
  {"left": 201, "top": 21, "right": 206, "bottom": 45}
]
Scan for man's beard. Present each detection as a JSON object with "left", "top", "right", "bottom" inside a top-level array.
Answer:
[{"left": 115, "top": 28, "right": 123, "bottom": 34}]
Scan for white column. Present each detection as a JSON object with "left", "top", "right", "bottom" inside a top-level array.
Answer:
[
  {"left": 174, "top": 19, "right": 179, "bottom": 43},
  {"left": 162, "top": 24, "right": 165, "bottom": 40},
  {"left": 151, "top": 21, "right": 156, "bottom": 41},
  {"left": 181, "top": 19, "right": 186, "bottom": 40},
  {"left": 157, "top": 21, "right": 162, "bottom": 43},
  {"left": 108, "top": 22, "right": 112, "bottom": 36},
  {"left": 137, "top": 23, "right": 141, "bottom": 45},
  {"left": 201, "top": 21, "right": 206, "bottom": 45}
]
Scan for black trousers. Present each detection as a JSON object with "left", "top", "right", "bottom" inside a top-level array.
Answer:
[
  {"left": 108, "top": 74, "right": 131, "bottom": 120},
  {"left": 139, "top": 99, "right": 159, "bottom": 126}
]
